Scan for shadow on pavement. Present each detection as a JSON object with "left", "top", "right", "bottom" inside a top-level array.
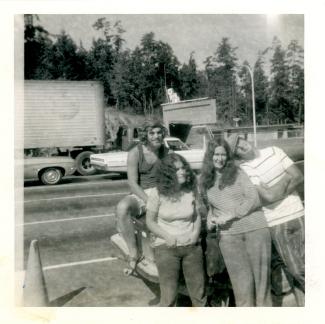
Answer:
[
  {"left": 141, "top": 277, "right": 160, "bottom": 306},
  {"left": 49, "top": 286, "right": 87, "bottom": 306}
]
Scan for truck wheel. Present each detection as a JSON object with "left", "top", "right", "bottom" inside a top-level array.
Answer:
[
  {"left": 40, "top": 168, "right": 62, "bottom": 185},
  {"left": 75, "top": 151, "right": 97, "bottom": 176}
]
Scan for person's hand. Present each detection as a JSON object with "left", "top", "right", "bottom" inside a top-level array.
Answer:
[
  {"left": 165, "top": 234, "right": 177, "bottom": 248},
  {"left": 213, "top": 209, "right": 234, "bottom": 225},
  {"left": 207, "top": 210, "right": 217, "bottom": 231}
]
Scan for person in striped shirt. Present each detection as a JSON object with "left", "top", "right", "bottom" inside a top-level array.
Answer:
[
  {"left": 200, "top": 138, "right": 272, "bottom": 306},
  {"left": 227, "top": 134, "right": 305, "bottom": 305}
]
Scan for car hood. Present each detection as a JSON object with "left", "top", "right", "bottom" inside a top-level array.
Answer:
[{"left": 90, "top": 151, "right": 128, "bottom": 161}]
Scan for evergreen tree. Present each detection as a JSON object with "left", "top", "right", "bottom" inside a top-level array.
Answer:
[
  {"left": 205, "top": 38, "right": 238, "bottom": 125},
  {"left": 254, "top": 55, "right": 269, "bottom": 124},
  {"left": 196, "top": 70, "right": 209, "bottom": 98},
  {"left": 39, "top": 31, "right": 84, "bottom": 80},
  {"left": 74, "top": 42, "right": 89, "bottom": 80},
  {"left": 286, "top": 40, "right": 304, "bottom": 123},
  {"left": 24, "top": 16, "right": 303, "bottom": 123},
  {"left": 110, "top": 49, "right": 134, "bottom": 110},
  {"left": 269, "top": 37, "right": 292, "bottom": 123},
  {"left": 237, "top": 60, "right": 252, "bottom": 125},
  {"left": 235, "top": 54, "right": 269, "bottom": 126},
  {"left": 125, "top": 32, "right": 180, "bottom": 115},
  {"left": 24, "top": 14, "right": 52, "bottom": 79},
  {"left": 179, "top": 52, "right": 199, "bottom": 100},
  {"left": 86, "top": 18, "right": 126, "bottom": 105}
]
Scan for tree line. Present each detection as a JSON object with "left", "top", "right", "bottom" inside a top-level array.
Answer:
[{"left": 24, "top": 15, "right": 304, "bottom": 126}]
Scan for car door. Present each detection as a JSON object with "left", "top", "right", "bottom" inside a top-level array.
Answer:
[{"left": 24, "top": 157, "right": 38, "bottom": 180}]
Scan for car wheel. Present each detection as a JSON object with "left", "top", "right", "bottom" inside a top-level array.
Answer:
[
  {"left": 40, "top": 168, "right": 63, "bottom": 185},
  {"left": 75, "top": 151, "right": 97, "bottom": 176}
]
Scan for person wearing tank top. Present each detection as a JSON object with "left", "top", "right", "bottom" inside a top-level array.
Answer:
[
  {"left": 116, "top": 119, "right": 169, "bottom": 275},
  {"left": 137, "top": 142, "right": 169, "bottom": 190}
]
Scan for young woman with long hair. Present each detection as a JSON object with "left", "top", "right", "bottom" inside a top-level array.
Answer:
[
  {"left": 200, "top": 138, "right": 272, "bottom": 307},
  {"left": 146, "top": 153, "right": 207, "bottom": 307}
]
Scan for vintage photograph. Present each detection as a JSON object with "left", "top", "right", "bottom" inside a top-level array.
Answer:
[{"left": 16, "top": 13, "right": 305, "bottom": 307}]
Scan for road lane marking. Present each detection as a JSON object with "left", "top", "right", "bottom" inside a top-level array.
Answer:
[
  {"left": 24, "top": 178, "right": 127, "bottom": 191},
  {"left": 17, "top": 213, "right": 115, "bottom": 226},
  {"left": 24, "top": 192, "right": 127, "bottom": 203},
  {"left": 43, "top": 256, "right": 118, "bottom": 271}
]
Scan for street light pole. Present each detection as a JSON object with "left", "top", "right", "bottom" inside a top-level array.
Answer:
[{"left": 243, "top": 64, "right": 257, "bottom": 147}]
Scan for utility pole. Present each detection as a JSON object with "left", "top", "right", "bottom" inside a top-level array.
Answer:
[{"left": 243, "top": 64, "right": 257, "bottom": 147}]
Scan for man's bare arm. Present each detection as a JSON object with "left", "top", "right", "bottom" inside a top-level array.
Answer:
[
  {"left": 127, "top": 147, "right": 148, "bottom": 202},
  {"left": 257, "top": 164, "right": 303, "bottom": 203},
  {"left": 284, "top": 164, "right": 304, "bottom": 195}
]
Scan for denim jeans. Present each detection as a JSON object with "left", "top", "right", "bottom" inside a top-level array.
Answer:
[
  {"left": 219, "top": 228, "right": 272, "bottom": 306},
  {"left": 153, "top": 243, "right": 207, "bottom": 307}
]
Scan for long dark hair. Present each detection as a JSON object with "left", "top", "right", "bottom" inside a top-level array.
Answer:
[
  {"left": 200, "top": 138, "right": 238, "bottom": 202},
  {"left": 155, "top": 153, "right": 197, "bottom": 199}
]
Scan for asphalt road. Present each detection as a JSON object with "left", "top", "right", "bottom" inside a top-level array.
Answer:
[
  {"left": 18, "top": 174, "right": 160, "bottom": 306},
  {"left": 18, "top": 169, "right": 303, "bottom": 307}
]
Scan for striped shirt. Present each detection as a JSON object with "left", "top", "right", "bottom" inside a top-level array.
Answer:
[
  {"left": 207, "top": 169, "right": 268, "bottom": 235},
  {"left": 240, "top": 147, "right": 304, "bottom": 227}
]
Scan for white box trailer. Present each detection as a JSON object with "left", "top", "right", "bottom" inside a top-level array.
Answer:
[{"left": 24, "top": 80, "right": 105, "bottom": 175}]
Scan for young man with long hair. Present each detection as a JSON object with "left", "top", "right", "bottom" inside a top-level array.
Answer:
[{"left": 116, "top": 118, "right": 169, "bottom": 274}]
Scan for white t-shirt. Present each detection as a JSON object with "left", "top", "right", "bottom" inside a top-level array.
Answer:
[
  {"left": 146, "top": 187, "right": 197, "bottom": 247},
  {"left": 240, "top": 146, "right": 304, "bottom": 227}
]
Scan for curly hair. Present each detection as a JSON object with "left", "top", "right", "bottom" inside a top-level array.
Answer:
[
  {"left": 139, "top": 118, "right": 168, "bottom": 144},
  {"left": 199, "top": 138, "right": 238, "bottom": 203},
  {"left": 155, "top": 153, "right": 197, "bottom": 199}
]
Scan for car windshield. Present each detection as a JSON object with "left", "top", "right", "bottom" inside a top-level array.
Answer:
[
  {"left": 186, "top": 127, "right": 210, "bottom": 149},
  {"left": 167, "top": 140, "right": 189, "bottom": 151}
]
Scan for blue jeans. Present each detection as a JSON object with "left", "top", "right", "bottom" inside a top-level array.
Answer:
[
  {"left": 219, "top": 228, "right": 272, "bottom": 307},
  {"left": 154, "top": 243, "right": 207, "bottom": 307}
]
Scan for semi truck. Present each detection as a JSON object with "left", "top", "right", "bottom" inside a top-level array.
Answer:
[{"left": 23, "top": 80, "right": 138, "bottom": 176}]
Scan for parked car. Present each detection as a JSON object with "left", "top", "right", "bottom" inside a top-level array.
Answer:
[
  {"left": 90, "top": 136, "right": 206, "bottom": 174},
  {"left": 24, "top": 156, "right": 77, "bottom": 185}
]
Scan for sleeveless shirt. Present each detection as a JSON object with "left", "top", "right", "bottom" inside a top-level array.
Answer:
[{"left": 137, "top": 143, "right": 168, "bottom": 190}]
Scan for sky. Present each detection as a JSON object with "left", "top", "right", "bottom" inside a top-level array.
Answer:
[{"left": 38, "top": 14, "right": 304, "bottom": 69}]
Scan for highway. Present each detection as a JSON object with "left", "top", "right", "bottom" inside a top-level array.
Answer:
[
  {"left": 18, "top": 168, "right": 303, "bottom": 307},
  {"left": 18, "top": 174, "right": 159, "bottom": 306}
]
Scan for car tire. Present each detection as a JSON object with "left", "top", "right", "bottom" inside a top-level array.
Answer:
[
  {"left": 75, "top": 151, "right": 97, "bottom": 176},
  {"left": 40, "top": 168, "right": 63, "bottom": 185}
]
